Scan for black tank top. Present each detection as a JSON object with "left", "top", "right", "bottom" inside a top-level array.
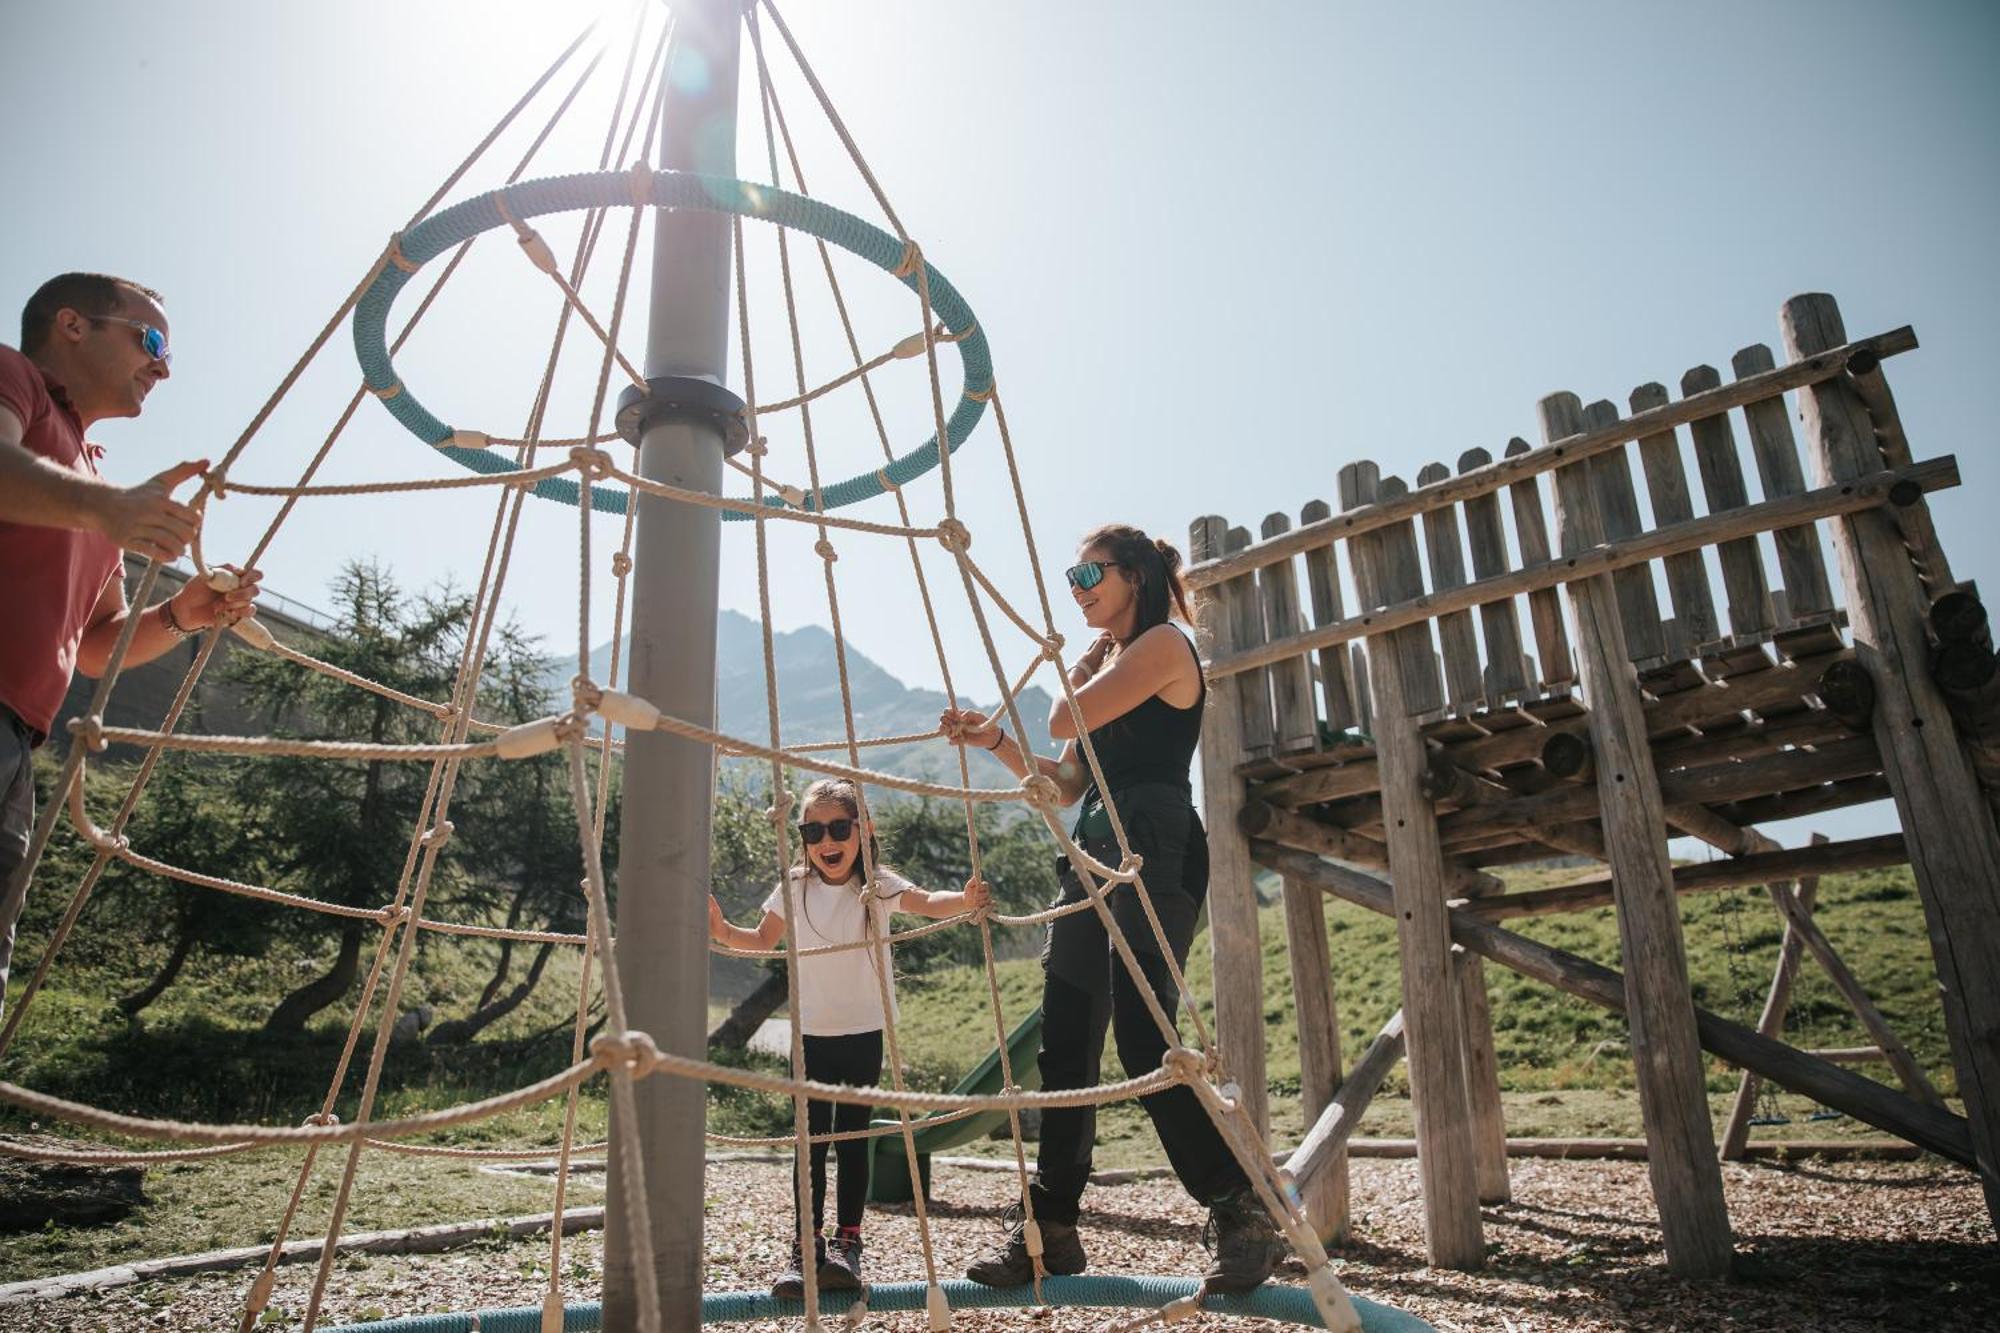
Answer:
[{"left": 1080, "top": 628, "right": 1206, "bottom": 805}]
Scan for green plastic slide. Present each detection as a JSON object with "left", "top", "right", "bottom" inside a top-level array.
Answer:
[{"left": 867, "top": 1006, "right": 1044, "bottom": 1202}]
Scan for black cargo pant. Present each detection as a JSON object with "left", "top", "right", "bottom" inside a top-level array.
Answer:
[{"left": 1030, "top": 783, "right": 1247, "bottom": 1223}]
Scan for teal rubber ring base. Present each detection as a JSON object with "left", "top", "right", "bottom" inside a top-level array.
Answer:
[
  {"left": 351, "top": 168, "right": 993, "bottom": 520},
  {"left": 322, "top": 1275, "right": 1435, "bottom": 1331}
]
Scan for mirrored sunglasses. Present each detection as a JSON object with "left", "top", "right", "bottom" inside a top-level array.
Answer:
[
  {"left": 797, "top": 818, "right": 856, "bottom": 846},
  {"left": 1065, "top": 561, "right": 1109, "bottom": 591},
  {"left": 94, "top": 315, "right": 172, "bottom": 368}
]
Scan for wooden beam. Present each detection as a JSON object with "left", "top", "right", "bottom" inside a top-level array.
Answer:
[
  {"left": 1721, "top": 844, "right": 1824, "bottom": 1161},
  {"left": 1184, "top": 324, "right": 1918, "bottom": 591},
  {"left": 1339, "top": 462, "right": 1483, "bottom": 1269},
  {"left": 1544, "top": 391, "right": 1732, "bottom": 1277},
  {"left": 1285, "top": 1011, "right": 1404, "bottom": 1203},
  {"left": 1238, "top": 800, "right": 1499, "bottom": 897},
  {"left": 1437, "top": 735, "right": 1883, "bottom": 846},
  {"left": 1250, "top": 840, "right": 1978, "bottom": 1168},
  {"left": 1190, "top": 516, "right": 1270, "bottom": 1135},
  {"left": 1463, "top": 833, "right": 1908, "bottom": 921},
  {"left": 1280, "top": 869, "right": 1349, "bottom": 1243},
  {"left": 1785, "top": 293, "right": 2000, "bottom": 1226},
  {"left": 1209, "top": 458, "right": 1953, "bottom": 682}
]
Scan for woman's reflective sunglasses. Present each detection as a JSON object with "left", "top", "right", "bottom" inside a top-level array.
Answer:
[
  {"left": 1065, "top": 561, "right": 1111, "bottom": 591},
  {"left": 797, "top": 818, "right": 856, "bottom": 845},
  {"left": 93, "top": 315, "right": 172, "bottom": 368}
]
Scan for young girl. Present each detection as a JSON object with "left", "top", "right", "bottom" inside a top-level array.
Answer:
[{"left": 708, "top": 777, "right": 991, "bottom": 1298}]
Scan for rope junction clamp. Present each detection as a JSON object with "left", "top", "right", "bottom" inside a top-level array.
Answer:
[{"left": 615, "top": 375, "right": 752, "bottom": 456}]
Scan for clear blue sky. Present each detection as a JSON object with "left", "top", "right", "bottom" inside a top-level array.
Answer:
[{"left": 5, "top": 0, "right": 1995, "bottom": 846}]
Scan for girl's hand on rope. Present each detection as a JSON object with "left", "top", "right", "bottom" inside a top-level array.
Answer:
[
  {"left": 960, "top": 876, "right": 992, "bottom": 915},
  {"left": 706, "top": 894, "right": 725, "bottom": 941},
  {"left": 938, "top": 706, "right": 999, "bottom": 751},
  {"left": 1070, "top": 632, "right": 1117, "bottom": 684},
  {"left": 168, "top": 563, "right": 263, "bottom": 631}
]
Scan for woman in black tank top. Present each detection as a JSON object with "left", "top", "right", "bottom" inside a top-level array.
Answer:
[{"left": 941, "top": 525, "right": 1282, "bottom": 1294}]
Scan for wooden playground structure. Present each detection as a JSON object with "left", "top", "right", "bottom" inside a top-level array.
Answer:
[{"left": 1182, "top": 292, "right": 2000, "bottom": 1276}]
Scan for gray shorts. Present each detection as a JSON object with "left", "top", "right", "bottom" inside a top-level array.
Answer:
[{"left": 0, "top": 705, "right": 38, "bottom": 1008}]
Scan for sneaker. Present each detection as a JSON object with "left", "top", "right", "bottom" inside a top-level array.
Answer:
[
  {"left": 1200, "top": 1191, "right": 1284, "bottom": 1294},
  {"left": 819, "top": 1232, "right": 865, "bottom": 1291},
  {"left": 964, "top": 1203, "right": 1087, "bottom": 1287},
  {"left": 770, "top": 1236, "right": 827, "bottom": 1301}
]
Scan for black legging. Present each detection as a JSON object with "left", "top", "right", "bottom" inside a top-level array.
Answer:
[
  {"left": 1031, "top": 786, "right": 1248, "bottom": 1223},
  {"left": 800, "top": 1030, "right": 883, "bottom": 1232}
]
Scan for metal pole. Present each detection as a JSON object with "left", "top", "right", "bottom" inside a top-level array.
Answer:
[{"left": 603, "top": 2, "right": 739, "bottom": 1327}]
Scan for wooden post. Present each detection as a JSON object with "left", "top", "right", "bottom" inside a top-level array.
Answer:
[
  {"left": 1416, "top": 462, "right": 1485, "bottom": 709},
  {"left": 1281, "top": 873, "right": 1349, "bottom": 1243},
  {"left": 1259, "top": 514, "right": 1318, "bottom": 754},
  {"left": 1580, "top": 400, "right": 1667, "bottom": 665},
  {"left": 1191, "top": 516, "right": 1271, "bottom": 1136},
  {"left": 1503, "top": 437, "right": 1574, "bottom": 688},
  {"left": 1681, "top": 366, "right": 1776, "bottom": 642},
  {"left": 1733, "top": 345, "right": 1835, "bottom": 620},
  {"left": 1300, "top": 500, "right": 1363, "bottom": 734},
  {"left": 1630, "top": 383, "right": 1720, "bottom": 657},
  {"left": 1339, "top": 462, "right": 1484, "bottom": 1270},
  {"left": 1542, "top": 392, "right": 1734, "bottom": 1277},
  {"left": 1457, "top": 448, "right": 1529, "bottom": 699},
  {"left": 1455, "top": 942, "right": 1511, "bottom": 1203},
  {"left": 1783, "top": 292, "right": 2000, "bottom": 1224}
]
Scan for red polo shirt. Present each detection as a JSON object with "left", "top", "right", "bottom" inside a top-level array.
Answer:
[{"left": 0, "top": 344, "right": 124, "bottom": 743}]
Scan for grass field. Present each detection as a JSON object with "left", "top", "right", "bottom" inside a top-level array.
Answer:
[{"left": 0, "top": 857, "right": 1960, "bottom": 1283}]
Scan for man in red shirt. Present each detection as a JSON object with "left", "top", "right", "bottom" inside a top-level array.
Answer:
[{"left": 0, "top": 271, "right": 262, "bottom": 1011}]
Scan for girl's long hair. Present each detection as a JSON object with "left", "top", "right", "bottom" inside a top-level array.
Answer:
[{"left": 1079, "top": 523, "right": 1192, "bottom": 639}]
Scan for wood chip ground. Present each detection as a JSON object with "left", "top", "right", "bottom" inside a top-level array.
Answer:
[{"left": 8, "top": 1156, "right": 1995, "bottom": 1331}]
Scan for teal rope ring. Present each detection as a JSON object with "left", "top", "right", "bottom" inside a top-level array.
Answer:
[
  {"left": 351, "top": 169, "right": 992, "bottom": 519},
  {"left": 322, "top": 1276, "right": 1435, "bottom": 1331}
]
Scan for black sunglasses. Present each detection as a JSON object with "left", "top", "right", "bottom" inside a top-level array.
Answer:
[
  {"left": 1065, "top": 560, "right": 1114, "bottom": 591},
  {"left": 797, "top": 818, "right": 856, "bottom": 846}
]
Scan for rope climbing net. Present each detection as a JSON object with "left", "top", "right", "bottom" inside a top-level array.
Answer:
[{"left": 0, "top": 6, "right": 1396, "bottom": 1332}]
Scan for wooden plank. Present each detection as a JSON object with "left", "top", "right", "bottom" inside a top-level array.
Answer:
[
  {"left": 1184, "top": 324, "right": 1920, "bottom": 591},
  {"left": 1204, "top": 454, "right": 1957, "bottom": 685},
  {"left": 1374, "top": 476, "right": 1445, "bottom": 717},
  {"left": 1285, "top": 1011, "right": 1404, "bottom": 1201},
  {"left": 1762, "top": 872, "right": 1944, "bottom": 1109},
  {"left": 1467, "top": 832, "right": 1908, "bottom": 922},
  {"left": 1733, "top": 344, "right": 1835, "bottom": 619},
  {"left": 1338, "top": 460, "right": 1484, "bottom": 1269},
  {"left": 1543, "top": 389, "right": 1734, "bottom": 1276},
  {"left": 1280, "top": 874, "right": 1349, "bottom": 1243},
  {"left": 1682, "top": 365, "right": 1777, "bottom": 641},
  {"left": 1225, "top": 524, "right": 1276, "bottom": 757},
  {"left": 1503, "top": 437, "right": 1574, "bottom": 687},
  {"left": 1417, "top": 462, "right": 1486, "bottom": 708},
  {"left": 1784, "top": 292, "right": 2000, "bottom": 1225},
  {"left": 1579, "top": 400, "right": 1667, "bottom": 663},
  {"left": 1239, "top": 800, "right": 1499, "bottom": 898},
  {"left": 1251, "top": 840, "right": 1977, "bottom": 1169},
  {"left": 1458, "top": 447, "right": 1530, "bottom": 699},
  {"left": 1720, "top": 859, "right": 1819, "bottom": 1162},
  {"left": 1299, "top": 500, "right": 1362, "bottom": 733},
  {"left": 1258, "top": 513, "right": 1318, "bottom": 753},
  {"left": 1190, "top": 516, "right": 1271, "bottom": 1135},
  {"left": 1629, "top": 382, "right": 1721, "bottom": 653},
  {"left": 1456, "top": 945, "right": 1512, "bottom": 1203}
]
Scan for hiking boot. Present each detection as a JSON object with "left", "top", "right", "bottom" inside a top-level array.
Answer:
[
  {"left": 770, "top": 1235, "right": 827, "bottom": 1301},
  {"left": 964, "top": 1204, "right": 1086, "bottom": 1287},
  {"left": 1200, "top": 1191, "right": 1284, "bottom": 1294},
  {"left": 819, "top": 1232, "right": 865, "bottom": 1291}
]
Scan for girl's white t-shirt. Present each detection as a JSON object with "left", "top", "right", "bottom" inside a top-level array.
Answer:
[{"left": 761, "top": 867, "right": 915, "bottom": 1037}]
